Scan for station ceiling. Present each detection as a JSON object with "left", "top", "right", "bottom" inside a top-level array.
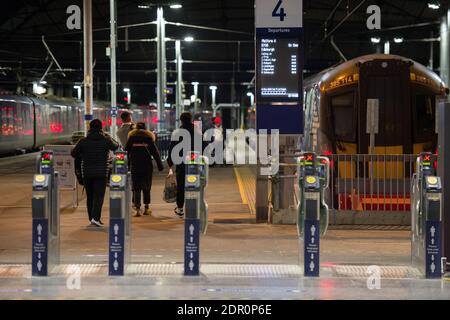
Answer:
[{"left": 0, "top": 0, "right": 446, "bottom": 104}]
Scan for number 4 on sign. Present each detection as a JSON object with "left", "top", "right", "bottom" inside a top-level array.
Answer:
[{"left": 272, "top": 0, "right": 287, "bottom": 22}]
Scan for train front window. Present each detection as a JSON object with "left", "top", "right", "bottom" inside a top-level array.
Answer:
[
  {"left": 414, "top": 95, "right": 435, "bottom": 141},
  {"left": 331, "top": 92, "right": 355, "bottom": 142}
]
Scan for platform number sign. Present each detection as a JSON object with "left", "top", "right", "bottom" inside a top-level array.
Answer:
[{"left": 272, "top": 0, "right": 287, "bottom": 22}]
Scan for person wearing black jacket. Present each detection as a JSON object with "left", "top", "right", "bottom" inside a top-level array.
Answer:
[
  {"left": 125, "top": 122, "right": 164, "bottom": 217},
  {"left": 167, "top": 112, "right": 203, "bottom": 217},
  {"left": 71, "top": 119, "right": 119, "bottom": 227}
]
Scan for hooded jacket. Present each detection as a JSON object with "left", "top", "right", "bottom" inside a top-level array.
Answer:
[
  {"left": 125, "top": 129, "right": 164, "bottom": 174},
  {"left": 71, "top": 129, "right": 119, "bottom": 178}
]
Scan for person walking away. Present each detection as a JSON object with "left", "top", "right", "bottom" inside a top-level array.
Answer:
[
  {"left": 167, "top": 112, "right": 203, "bottom": 217},
  {"left": 117, "top": 111, "right": 134, "bottom": 148},
  {"left": 71, "top": 119, "right": 119, "bottom": 227},
  {"left": 125, "top": 122, "right": 164, "bottom": 217}
]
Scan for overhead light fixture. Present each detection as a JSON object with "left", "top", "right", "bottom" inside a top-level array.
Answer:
[
  {"left": 371, "top": 37, "right": 381, "bottom": 44},
  {"left": 428, "top": 1, "right": 440, "bottom": 10},
  {"left": 192, "top": 82, "right": 199, "bottom": 86},
  {"left": 170, "top": 4, "right": 182, "bottom": 9},
  {"left": 39, "top": 80, "right": 47, "bottom": 84},
  {"left": 394, "top": 37, "right": 404, "bottom": 43},
  {"left": 138, "top": 5, "right": 150, "bottom": 9},
  {"left": 209, "top": 86, "right": 217, "bottom": 90},
  {"left": 123, "top": 88, "right": 130, "bottom": 92},
  {"left": 184, "top": 36, "right": 194, "bottom": 42}
]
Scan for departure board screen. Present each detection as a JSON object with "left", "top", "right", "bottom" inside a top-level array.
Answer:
[{"left": 256, "top": 38, "right": 301, "bottom": 103}]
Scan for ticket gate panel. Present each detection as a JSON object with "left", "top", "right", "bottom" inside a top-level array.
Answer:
[
  {"left": 297, "top": 152, "right": 330, "bottom": 277},
  {"left": 411, "top": 153, "right": 443, "bottom": 279},
  {"left": 183, "top": 152, "right": 209, "bottom": 276},
  {"left": 31, "top": 151, "right": 60, "bottom": 276},
  {"left": 108, "top": 173, "right": 131, "bottom": 276}
]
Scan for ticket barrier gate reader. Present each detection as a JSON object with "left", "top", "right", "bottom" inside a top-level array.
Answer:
[
  {"left": 108, "top": 151, "right": 132, "bottom": 276},
  {"left": 31, "top": 151, "right": 60, "bottom": 276},
  {"left": 411, "top": 152, "right": 444, "bottom": 279},
  {"left": 184, "top": 152, "right": 209, "bottom": 276},
  {"left": 297, "top": 152, "right": 330, "bottom": 277}
]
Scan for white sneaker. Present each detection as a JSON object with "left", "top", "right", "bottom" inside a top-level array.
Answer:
[
  {"left": 174, "top": 207, "right": 184, "bottom": 217},
  {"left": 91, "top": 219, "right": 102, "bottom": 227}
]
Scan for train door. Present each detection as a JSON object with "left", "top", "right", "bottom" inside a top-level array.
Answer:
[{"left": 359, "top": 59, "right": 412, "bottom": 179}]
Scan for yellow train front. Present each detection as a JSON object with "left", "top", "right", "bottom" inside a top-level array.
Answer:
[{"left": 303, "top": 54, "right": 447, "bottom": 220}]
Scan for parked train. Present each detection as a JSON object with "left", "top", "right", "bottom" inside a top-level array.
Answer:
[
  {"left": 0, "top": 94, "right": 179, "bottom": 155},
  {"left": 302, "top": 53, "right": 447, "bottom": 156}
]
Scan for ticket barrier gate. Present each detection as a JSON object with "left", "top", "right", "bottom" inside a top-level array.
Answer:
[
  {"left": 184, "top": 152, "right": 209, "bottom": 276},
  {"left": 108, "top": 151, "right": 132, "bottom": 276},
  {"left": 411, "top": 152, "right": 444, "bottom": 279},
  {"left": 31, "top": 151, "right": 60, "bottom": 276},
  {"left": 297, "top": 152, "right": 330, "bottom": 277}
]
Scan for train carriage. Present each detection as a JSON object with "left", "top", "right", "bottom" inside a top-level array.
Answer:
[{"left": 302, "top": 54, "right": 448, "bottom": 217}]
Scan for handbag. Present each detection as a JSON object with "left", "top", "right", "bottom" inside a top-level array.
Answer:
[{"left": 164, "top": 173, "right": 177, "bottom": 203}]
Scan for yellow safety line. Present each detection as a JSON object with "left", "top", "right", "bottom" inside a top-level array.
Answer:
[{"left": 233, "top": 166, "right": 248, "bottom": 205}]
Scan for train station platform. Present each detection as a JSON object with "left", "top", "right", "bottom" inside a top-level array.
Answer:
[{"left": 0, "top": 153, "right": 449, "bottom": 299}]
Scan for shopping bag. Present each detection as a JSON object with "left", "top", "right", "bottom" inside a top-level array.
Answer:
[{"left": 164, "top": 173, "right": 177, "bottom": 203}]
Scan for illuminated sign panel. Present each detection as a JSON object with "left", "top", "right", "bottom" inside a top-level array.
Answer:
[
  {"left": 255, "top": 0, "right": 303, "bottom": 134},
  {"left": 257, "top": 38, "right": 300, "bottom": 103}
]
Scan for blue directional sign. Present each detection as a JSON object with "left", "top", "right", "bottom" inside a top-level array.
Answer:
[
  {"left": 184, "top": 219, "right": 200, "bottom": 276},
  {"left": 109, "top": 219, "right": 125, "bottom": 276},
  {"left": 425, "top": 220, "right": 442, "bottom": 278},
  {"left": 32, "top": 219, "right": 48, "bottom": 276},
  {"left": 304, "top": 219, "right": 320, "bottom": 277}
]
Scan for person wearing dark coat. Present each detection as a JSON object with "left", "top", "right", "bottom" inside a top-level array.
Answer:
[
  {"left": 71, "top": 119, "right": 119, "bottom": 226},
  {"left": 125, "top": 122, "right": 164, "bottom": 217},
  {"left": 167, "top": 112, "right": 203, "bottom": 217}
]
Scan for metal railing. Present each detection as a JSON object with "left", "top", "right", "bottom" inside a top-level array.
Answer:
[
  {"left": 155, "top": 132, "right": 171, "bottom": 161},
  {"left": 326, "top": 154, "right": 436, "bottom": 213}
]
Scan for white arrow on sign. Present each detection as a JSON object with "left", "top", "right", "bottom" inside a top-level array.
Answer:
[
  {"left": 37, "top": 224, "right": 42, "bottom": 236},
  {"left": 430, "top": 226, "right": 436, "bottom": 238},
  {"left": 431, "top": 255, "right": 435, "bottom": 261},
  {"left": 311, "top": 225, "right": 316, "bottom": 237},
  {"left": 431, "top": 238, "right": 435, "bottom": 245},
  {"left": 114, "top": 224, "right": 119, "bottom": 235},
  {"left": 310, "top": 254, "right": 314, "bottom": 260},
  {"left": 189, "top": 224, "right": 195, "bottom": 236},
  {"left": 114, "top": 236, "right": 118, "bottom": 243},
  {"left": 190, "top": 253, "right": 193, "bottom": 259},
  {"left": 311, "top": 237, "right": 315, "bottom": 244},
  {"left": 309, "top": 261, "right": 315, "bottom": 272},
  {"left": 430, "top": 262, "right": 436, "bottom": 273},
  {"left": 38, "top": 253, "right": 41, "bottom": 259},
  {"left": 114, "top": 253, "right": 118, "bottom": 259},
  {"left": 37, "top": 260, "right": 42, "bottom": 272},
  {"left": 38, "top": 236, "right": 41, "bottom": 243},
  {"left": 114, "top": 260, "right": 119, "bottom": 271},
  {"left": 190, "top": 237, "right": 194, "bottom": 243},
  {"left": 189, "top": 260, "right": 194, "bottom": 271}
]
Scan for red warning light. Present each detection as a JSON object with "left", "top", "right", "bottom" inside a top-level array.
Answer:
[
  {"left": 305, "top": 154, "right": 313, "bottom": 161},
  {"left": 116, "top": 153, "right": 125, "bottom": 161},
  {"left": 123, "top": 97, "right": 129, "bottom": 102},
  {"left": 191, "top": 153, "right": 198, "bottom": 162},
  {"left": 423, "top": 155, "right": 431, "bottom": 161},
  {"left": 41, "top": 152, "right": 52, "bottom": 161}
]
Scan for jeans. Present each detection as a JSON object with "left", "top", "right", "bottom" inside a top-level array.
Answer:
[{"left": 84, "top": 176, "right": 107, "bottom": 222}]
